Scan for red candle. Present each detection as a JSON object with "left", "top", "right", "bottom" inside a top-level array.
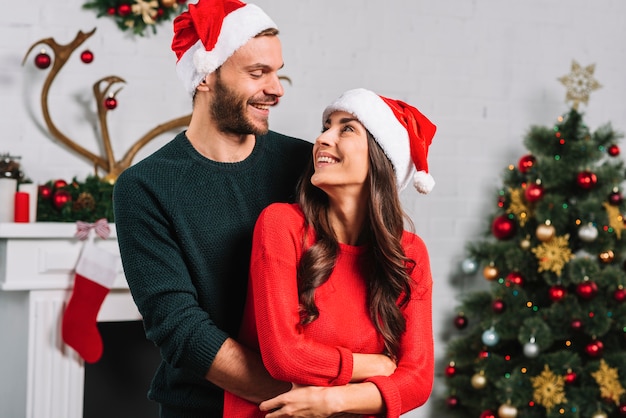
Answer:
[{"left": 14, "top": 191, "right": 29, "bottom": 223}]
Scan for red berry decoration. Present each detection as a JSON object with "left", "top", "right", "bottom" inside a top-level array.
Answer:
[
  {"left": 80, "top": 50, "right": 94, "bottom": 64},
  {"left": 38, "top": 184, "right": 52, "bottom": 200},
  {"left": 608, "top": 144, "right": 620, "bottom": 157},
  {"left": 518, "top": 154, "right": 536, "bottom": 174},
  {"left": 53, "top": 179, "right": 68, "bottom": 189},
  {"left": 492, "top": 299, "right": 505, "bottom": 313},
  {"left": 576, "top": 170, "right": 598, "bottom": 189},
  {"left": 570, "top": 319, "right": 583, "bottom": 331},
  {"left": 480, "top": 411, "right": 497, "bottom": 418},
  {"left": 118, "top": 4, "right": 132, "bottom": 16},
  {"left": 506, "top": 271, "right": 524, "bottom": 287},
  {"left": 524, "top": 182, "right": 544, "bottom": 203},
  {"left": 619, "top": 402, "right": 626, "bottom": 415},
  {"left": 35, "top": 51, "right": 51, "bottom": 69},
  {"left": 52, "top": 189, "right": 72, "bottom": 210},
  {"left": 564, "top": 370, "right": 577, "bottom": 384},
  {"left": 104, "top": 96, "right": 118, "bottom": 110},
  {"left": 107, "top": 7, "right": 116, "bottom": 15},
  {"left": 576, "top": 281, "right": 598, "bottom": 300},
  {"left": 453, "top": 314, "right": 468, "bottom": 329},
  {"left": 585, "top": 339, "right": 604, "bottom": 357},
  {"left": 549, "top": 284, "right": 567, "bottom": 302},
  {"left": 492, "top": 215, "right": 516, "bottom": 240},
  {"left": 614, "top": 287, "right": 626, "bottom": 303}
]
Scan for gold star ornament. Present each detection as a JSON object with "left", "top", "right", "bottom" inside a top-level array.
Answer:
[{"left": 558, "top": 60, "right": 602, "bottom": 110}]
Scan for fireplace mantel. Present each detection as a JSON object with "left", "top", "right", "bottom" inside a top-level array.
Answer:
[{"left": 0, "top": 222, "right": 141, "bottom": 418}]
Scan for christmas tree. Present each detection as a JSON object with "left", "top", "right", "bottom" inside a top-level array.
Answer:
[{"left": 443, "top": 62, "right": 626, "bottom": 418}]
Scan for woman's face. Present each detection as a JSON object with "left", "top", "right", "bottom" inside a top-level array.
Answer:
[{"left": 310, "top": 110, "right": 370, "bottom": 196}]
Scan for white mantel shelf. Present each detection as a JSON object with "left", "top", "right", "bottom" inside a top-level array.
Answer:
[{"left": 0, "top": 222, "right": 141, "bottom": 418}]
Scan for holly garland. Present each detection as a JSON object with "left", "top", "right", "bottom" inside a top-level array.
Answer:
[
  {"left": 83, "top": 0, "right": 188, "bottom": 36},
  {"left": 36, "top": 175, "right": 114, "bottom": 222}
]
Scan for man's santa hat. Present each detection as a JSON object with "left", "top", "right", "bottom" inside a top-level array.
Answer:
[
  {"left": 171, "top": 0, "right": 277, "bottom": 95},
  {"left": 323, "top": 88, "right": 437, "bottom": 194}
]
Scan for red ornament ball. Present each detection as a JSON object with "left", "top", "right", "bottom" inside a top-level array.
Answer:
[
  {"left": 608, "top": 144, "right": 620, "bottom": 157},
  {"left": 564, "top": 370, "right": 577, "bottom": 384},
  {"left": 118, "top": 4, "right": 132, "bottom": 16},
  {"left": 80, "top": 50, "right": 94, "bottom": 64},
  {"left": 492, "top": 299, "right": 505, "bottom": 313},
  {"left": 524, "top": 182, "right": 544, "bottom": 203},
  {"left": 506, "top": 271, "right": 524, "bottom": 287},
  {"left": 446, "top": 395, "right": 459, "bottom": 409},
  {"left": 492, "top": 215, "right": 516, "bottom": 240},
  {"left": 576, "top": 281, "right": 598, "bottom": 300},
  {"left": 444, "top": 364, "right": 456, "bottom": 377},
  {"left": 453, "top": 314, "right": 468, "bottom": 329},
  {"left": 576, "top": 171, "right": 598, "bottom": 189},
  {"left": 570, "top": 319, "right": 583, "bottom": 332},
  {"left": 480, "top": 411, "right": 497, "bottom": 418},
  {"left": 549, "top": 284, "right": 567, "bottom": 302},
  {"left": 53, "top": 179, "right": 68, "bottom": 189},
  {"left": 614, "top": 287, "right": 626, "bottom": 303},
  {"left": 104, "top": 97, "right": 118, "bottom": 110},
  {"left": 518, "top": 154, "right": 536, "bottom": 174},
  {"left": 35, "top": 51, "right": 51, "bottom": 69},
  {"left": 52, "top": 189, "right": 72, "bottom": 210},
  {"left": 609, "top": 191, "right": 622, "bottom": 205},
  {"left": 619, "top": 402, "right": 626, "bottom": 415},
  {"left": 107, "top": 7, "right": 116, "bottom": 15},
  {"left": 585, "top": 339, "right": 604, "bottom": 357},
  {"left": 38, "top": 184, "right": 52, "bottom": 200}
]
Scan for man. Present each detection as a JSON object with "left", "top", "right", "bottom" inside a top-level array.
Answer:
[{"left": 113, "top": 0, "right": 312, "bottom": 416}]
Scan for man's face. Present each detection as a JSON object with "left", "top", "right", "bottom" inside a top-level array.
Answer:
[{"left": 210, "top": 35, "right": 284, "bottom": 136}]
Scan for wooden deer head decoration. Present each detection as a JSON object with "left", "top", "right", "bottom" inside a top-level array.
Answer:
[{"left": 22, "top": 28, "right": 191, "bottom": 183}]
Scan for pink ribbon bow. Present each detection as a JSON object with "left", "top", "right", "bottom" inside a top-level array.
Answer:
[{"left": 75, "top": 218, "right": 111, "bottom": 240}]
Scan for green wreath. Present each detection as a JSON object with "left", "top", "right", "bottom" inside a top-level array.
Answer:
[{"left": 83, "top": 0, "right": 188, "bottom": 36}]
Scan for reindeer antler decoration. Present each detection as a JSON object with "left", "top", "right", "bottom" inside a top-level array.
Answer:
[{"left": 22, "top": 28, "right": 191, "bottom": 183}]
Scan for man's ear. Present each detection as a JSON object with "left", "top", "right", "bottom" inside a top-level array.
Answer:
[{"left": 196, "top": 73, "right": 215, "bottom": 92}]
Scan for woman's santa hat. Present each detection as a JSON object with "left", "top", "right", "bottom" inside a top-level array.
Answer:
[
  {"left": 323, "top": 88, "right": 437, "bottom": 194},
  {"left": 171, "top": 0, "right": 277, "bottom": 95}
]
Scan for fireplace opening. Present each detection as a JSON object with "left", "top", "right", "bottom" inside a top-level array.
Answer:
[{"left": 84, "top": 320, "right": 161, "bottom": 418}]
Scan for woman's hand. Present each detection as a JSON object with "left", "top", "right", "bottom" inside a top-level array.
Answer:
[
  {"left": 260, "top": 384, "right": 340, "bottom": 418},
  {"left": 351, "top": 353, "right": 396, "bottom": 382}
]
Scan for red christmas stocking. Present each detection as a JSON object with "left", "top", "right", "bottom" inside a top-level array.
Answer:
[{"left": 62, "top": 241, "right": 119, "bottom": 363}]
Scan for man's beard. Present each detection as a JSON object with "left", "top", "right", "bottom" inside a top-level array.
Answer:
[{"left": 211, "top": 77, "right": 269, "bottom": 136}]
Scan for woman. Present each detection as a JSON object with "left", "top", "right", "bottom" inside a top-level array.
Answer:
[{"left": 224, "top": 88, "right": 437, "bottom": 417}]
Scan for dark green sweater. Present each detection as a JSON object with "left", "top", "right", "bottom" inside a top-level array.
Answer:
[{"left": 113, "top": 131, "right": 312, "bottom": 417}]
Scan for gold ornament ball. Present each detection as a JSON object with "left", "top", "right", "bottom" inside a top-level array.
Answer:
[
  {"left": 498, "top": 403, "right": 518, "bottom": 418},
  {"left": 470, "top": 372, "right": 487, "bottom": 389},
  {"left": 598, "top": 250, "right": 615, "bottom": 264},
  {"left": 536, "top": 223, "right": 556, "bottom": 242},
  {"left": 520, "top": 238, "right": 531, "bottom": 250},
  {"left": 483, "top": 265, "right": 499, "bottom": 281},
  {"left": 161, "top": 0, "right": 177, "bottom": 7}
]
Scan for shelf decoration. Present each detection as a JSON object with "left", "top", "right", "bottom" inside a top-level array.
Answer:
[{"left": 83, "top": 0, "right": 188, "bottom": 36}]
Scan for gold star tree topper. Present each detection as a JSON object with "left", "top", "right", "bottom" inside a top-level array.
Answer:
[{"left": 558, "top": 60, "right": 602, "bottom": 110}]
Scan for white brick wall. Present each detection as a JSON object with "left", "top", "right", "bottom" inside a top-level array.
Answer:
[{"left": 2, "top": 1, "right": 626, "bottom": 416}]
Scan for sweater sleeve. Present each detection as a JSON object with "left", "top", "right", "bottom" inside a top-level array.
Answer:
[
  {"left": 113, "top": 166, "right": 228, "bottom": 378},
  {"left": 249, "top": 204, "right": 353, "bottom": 386},
  {"left": 364, "top": 234, "right": 435, "bottom": 417}
]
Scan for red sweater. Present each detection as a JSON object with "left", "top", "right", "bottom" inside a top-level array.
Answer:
[{"left": 223, "top": 203, "right": 434, "bottom": 417}]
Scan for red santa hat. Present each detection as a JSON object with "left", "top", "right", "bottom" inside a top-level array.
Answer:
[
  {"left": 322, "top": 88, "right": 437, "bottom": 194},
  {"left": 171, "top": 0, "right": 277, "bottom": 95}
]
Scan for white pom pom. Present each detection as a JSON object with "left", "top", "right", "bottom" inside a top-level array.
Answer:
[
  {"left": 193, "top": 49, "right": 219, "bottom": 75},
  {"left": 413, "top": 171, "right": 435, "bottom": 194}
]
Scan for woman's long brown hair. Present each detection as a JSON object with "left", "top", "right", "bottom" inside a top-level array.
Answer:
[{"left": 296, "top": 132, "right": 415, "bottom": 359}]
